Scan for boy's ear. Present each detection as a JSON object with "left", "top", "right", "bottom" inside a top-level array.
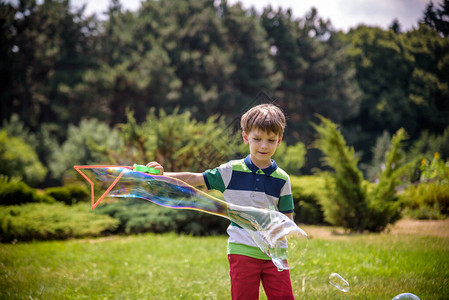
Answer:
[
  {"left": 277, "top": 135, "right": 283, "bottom": 146},
  {"left": 242, "top": 131, "right": 249, "bottom": 144}
]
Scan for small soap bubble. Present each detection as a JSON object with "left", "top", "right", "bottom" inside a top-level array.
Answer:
[
  {"left": 329, "top": 273, "right": 349, "bottom": 292},
  {"left": 392, "top": 293, "right": 420, "bottom": 300}
]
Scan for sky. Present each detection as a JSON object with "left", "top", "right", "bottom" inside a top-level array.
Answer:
[{"left": 70, "top": 0, "right": 436, "bottom": 32}]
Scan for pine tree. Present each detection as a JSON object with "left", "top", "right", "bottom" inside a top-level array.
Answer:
[
  {"left": 423, "top": 0, "right": 449, "bottom": 37},
  {"left": 312, "top": 116, "right": 406, "bottom": 232},
  {"left": 366, "top": 128, "right": 408, "bottom": 232},
  {"left": 312, "top": 115, "right": 368, "bottom": 232}
]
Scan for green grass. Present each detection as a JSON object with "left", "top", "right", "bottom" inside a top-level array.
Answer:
[{"left": 1, "top": 223, "right": 448, "bottom": 299}]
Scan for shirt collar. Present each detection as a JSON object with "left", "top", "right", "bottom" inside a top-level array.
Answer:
[{"left": 244, "top": 154, "right": 277, "bottom": 176}]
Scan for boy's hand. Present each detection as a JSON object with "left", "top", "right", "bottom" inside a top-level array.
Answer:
[
  {"left": 146, "top": 161, "right": 164, "bottom": 175},
  {"left": 145, "top": 163, "right": 205, "bottom": 187}
]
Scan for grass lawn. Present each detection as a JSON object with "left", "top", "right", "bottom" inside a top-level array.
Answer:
[{"left": 1, "top": 219, "right": 448, "bottom": 299}]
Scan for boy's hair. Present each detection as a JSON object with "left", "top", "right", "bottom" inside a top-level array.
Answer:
[{"left": 240, "top": 104, "right": 286, "bottom": 135}]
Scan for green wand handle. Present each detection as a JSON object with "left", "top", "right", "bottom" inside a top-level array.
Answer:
[{"left": 133, "top": 164, "right": 161, "bottom": 175}]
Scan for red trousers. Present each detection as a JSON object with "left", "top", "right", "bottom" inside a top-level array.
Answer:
[{"left": 228, "top": 254, "right": 295, "bottom": 300}]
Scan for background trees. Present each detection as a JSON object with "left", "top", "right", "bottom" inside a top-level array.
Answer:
[
  {"left": 0, "top": 0, "right": 98, "bottom": 132},
  {"left": 423, "top": 0, "right": 449, "bottom": 37},
  {"left": 342, "top": 22, "right": 449, "bottom": 166},
  {"left": 1, "top": 0, "right": 448, "bottom": 177},
  {"left": 2, "top": 0, "right": 447, "bottom": 159},
  {"left": 1, "top": 0, "right": 448, "bottom": 234}
]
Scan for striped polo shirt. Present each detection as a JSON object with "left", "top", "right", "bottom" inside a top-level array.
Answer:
[{"left": 203, "top": 155, "right": 294, "bottom": 260}]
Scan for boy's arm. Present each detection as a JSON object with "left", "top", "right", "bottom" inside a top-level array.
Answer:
[
  {"left": 284, "top": 213, "right": 294, "bottom": 222},
  {"left": 164, "top": 172, "right": 205, "bottom": 187},
  {"left": 146, "top": 161, "right": 205, "bottom": 187}
]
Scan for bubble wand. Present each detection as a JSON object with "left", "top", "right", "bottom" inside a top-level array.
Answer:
[{"left": 74, "top": 165, "right": 308, "bottom": 270}]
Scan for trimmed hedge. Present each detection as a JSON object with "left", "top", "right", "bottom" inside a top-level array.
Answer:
[
  {"left": 44, "top": 184, "right": 89, "bottom": 205},
  {"left": 95, "top": 198, "right": 229, "bottom": 236},
  {"left": 0, "top": 177, "right": 55, "bottom": 205},
  {"left": 0, "top": 203, "right": 120, "bottom": 242},
  {"left": 290, "top": 175, "right": 326, "bottom": 224},
  {"left": 400, "top": 182, "right": 449, "bottom": 220},
  {"left": 7, "top": 174, "right": 447, "bottom": 243}
]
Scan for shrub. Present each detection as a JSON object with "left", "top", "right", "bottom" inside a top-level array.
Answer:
[
  {"left": 0, "top": 130, "right": 47, "bottom": 186},
  {"left": 95, "top": 198, "right": 229, "bottom": 236},
  {"left": 420, "top": 152, "right": 449, "bottom": 183},
  {"left": 312, "top": 115, "right": 369, "bottom": 231},
  {"left": 44, "top": 184, "right": 89, "bottom": 205},
  {"left": 272, "top": 142, "right": 307, "bottom": 175},
  {"left": 407, "top": 126, "right": 449, "bottom": 165},
  {"left": 312, "top": 116, "right": 406, "bottom": 232},
  {"left": 0, "top": 176, "right": 55, "bottom": 205},
  {"left": 0, "top": 203, "right": 120, "bottom": 242},
  {"left": 2, "top": 114, "right": 60, "bottom": 185},
  {"left": 400, "top": 152, "right": 449, "bottom": 220},
  {"left": 365, "top": 128, "right": 408, "bottom": 232},
  {"left": 290, "top": 175, "right": 326, "bottom": 224},
  {"left": 116, "top": 108, "right": 242, "bottom": 172},
  {"left": 400, "top": 182, "right": 449, "bottom": 219},
  {"left": 49, "top": 118, "right": 123, "bottom": 178}
]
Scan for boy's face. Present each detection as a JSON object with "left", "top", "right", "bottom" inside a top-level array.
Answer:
[{"left": 242, "top": 128, "right": 282, "bottom": 168}]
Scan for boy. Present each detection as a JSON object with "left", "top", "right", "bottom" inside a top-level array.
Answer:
[{"left": 147, "top": 104, "right": 295, "bottom": 299}]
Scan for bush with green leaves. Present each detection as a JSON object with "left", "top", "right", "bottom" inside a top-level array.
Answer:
[
  {"left": 361, "top": 130, "right": 391, "bottom": 181},
  {"left": 0, "top": 176, "right": 55, "bottom": 205},
  {"left": 0, "top": 130, "right": 47, "bottom": 186},
  {"left": 290, "top": 175, "right": 326, "bottom": 224},
  {"left": 312, "top": 116, "right": 406, "bottom": 232},
  {"left": 365, "top": 128, "right": 408, "bottom": 232},
  {"left": 49, "top": 118, "right": 123, "bottom": 178},
  {"left": 402, "top": 127, "right": 449, "bottom": 182},
  {"left": 400, "top": 182, "right": 449, "bottom": 219},
  {"left": 240, "top": 140, "right": 307, "bottom": 176},
  {"left": 400, "top": 152, "right": 449, "bottom": 219},
  {"left": 115, "top": 108, "right": 242, "bottom": 172},
  {"left": 312, "top": 116, "right": 369, "bottom": 231},
  {"left": 420, "top": 152, "right": 449, "bottom": 183},
  {"left": 95, "top": 198, "right": 229, "bottom": 236},
  {"left": 272, "top": 142, "right": 307, "bottom": 175},
  {"left": 44, "top": 184, "right": 89, "bottom": 205},
  {"left": 0, "top": 203, "right": 119, "bottom": 242},
  {"left": 2, "top": 114, "right": 59, "bottom": 182},
  {"left": 407, "top": 126, "right": 449, "bottom": 165}
]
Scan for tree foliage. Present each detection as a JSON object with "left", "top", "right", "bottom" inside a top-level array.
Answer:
[
  {"left": 49, "top": 118, "right": 122, "bottom": 178},
  {"left": 0, "top": 0, "right": 448, "bottom": 179},
  {"left": 272, "top": 141, "right": 307, "bottom": 175},
  {"left": 0, "top": 0, "right": 98, "bottom": 128},
  {"left": 1, "top": 0, "right": 449, "bottom": 241},
  {"left": 361, "top": 130, "right": 391, "bottom": 181},
  {"left": 343, "top": 22, "right": 449, "bottom": 164},
  {"left": 312, "top": 115, "right": 368, "bottom": 231},
  {"left": 366, "top": 128, "right": 407, "bottom": 232},
  {"left": 114, "top": 107, "right": 241, "bottom": 172},
  {"left": 0, "top": 130, "right": 47, "bottom": 186},
  {"left": 313, "top": 116, "right": 406, "bottom": 232},
  {"left": 423, "top": 0, "right": 449, "bottom": 37},
  {"left": 261, "top": 7, "right": 361, "bottom": 145}
]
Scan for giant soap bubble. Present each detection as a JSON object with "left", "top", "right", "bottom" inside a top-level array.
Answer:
[{"left": 74, "top": 165, "right": 308, "bottom": 270}]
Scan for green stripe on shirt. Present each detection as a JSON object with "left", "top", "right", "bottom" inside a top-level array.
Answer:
[
  {"left": 270, "top": 167, "right": 289, "bottom": 181},
  {"left": 231, "top": 160, "right": 252, "bottom": 173},
  {"left": 227, "top": 242, "right": 271, "bottom": 260},
  {"left": 204, "top": 168, "right": 226, "bottom": 192}
]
